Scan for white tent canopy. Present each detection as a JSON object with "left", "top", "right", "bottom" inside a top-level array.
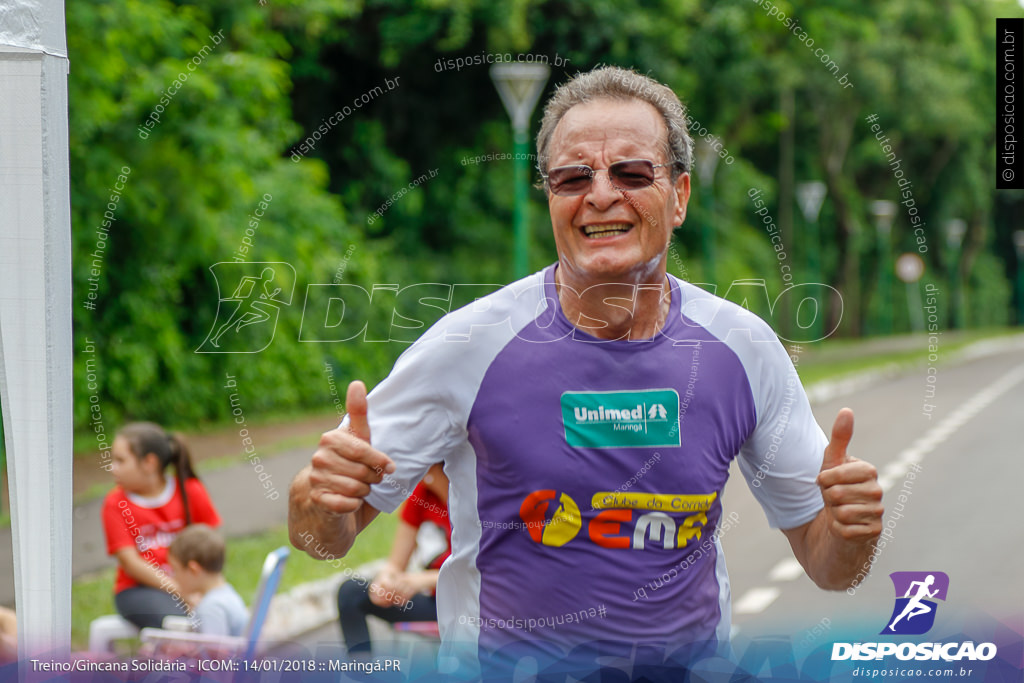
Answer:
[{"left": 0, "top": 0, "right": 73, "bottom": 658}]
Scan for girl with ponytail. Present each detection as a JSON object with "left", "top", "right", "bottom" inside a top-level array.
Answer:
[{"left": 101, "top": 422, "right": 221, "bottom": 629}]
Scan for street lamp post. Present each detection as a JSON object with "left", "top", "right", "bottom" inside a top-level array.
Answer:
[
  {"left": 694, "top": 138, "right": 722, "bottom": 287},
  {"left": 490, "top": 64, "right": 550, "bottom": 279},
  {"left": 945, "top": 219, "right": 966, "bottom": 329},
  {"left": 870, "top": 200, "right": 897, "bottom": 335},
  {"left": 896, "top": 252, "right": 926, "bottom": 332},
  {"left": 796, "top": 181, "right": 827, "bottom": 338},
  {"left": 1014, "top": 230, "right": 1024, "bottom": 326}
]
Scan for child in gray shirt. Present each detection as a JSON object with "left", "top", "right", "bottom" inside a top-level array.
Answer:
[{"left": 168, "top": 524, "right": 248, "bottom": 636}]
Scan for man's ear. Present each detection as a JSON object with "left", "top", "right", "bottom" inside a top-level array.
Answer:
[
  {"left": 672, "top": 172, "right": 691, "bottom": 226},
  {"left": 186, "top": 560, "right": 203, "bottom": 575}
]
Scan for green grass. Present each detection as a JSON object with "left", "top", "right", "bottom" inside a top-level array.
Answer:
[
  {"left": 63, "top": 425, "right": 331, "bottom": 511},
  {"left": 797, "top": 347, "right": 932, "bottom": 386},
  {"left": 794, "top": 328, "right": 1019, "bottom": 386},
  {"left": 71, "top": 407, "right": 336, "bottom": 461},
  {"left": 193, "top": 429, "right": 329, "bottom": 476},
  {"left": 70, "top": 515, "right": 398, "bottom": 651}
]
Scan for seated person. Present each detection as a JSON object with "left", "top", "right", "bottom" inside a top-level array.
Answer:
[
  {"left": 0, "top": 606, "right": 15, "bottom": 661},
  {"left": 167, "top": 524, "right": 248, "bottom": 637},
  {"left": 337, "top": 463, "right": 450, "bottom": 655}
]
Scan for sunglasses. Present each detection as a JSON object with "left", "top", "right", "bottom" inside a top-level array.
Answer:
[{"left": 541, "top": 159, "right": 675, "bottom": 196}]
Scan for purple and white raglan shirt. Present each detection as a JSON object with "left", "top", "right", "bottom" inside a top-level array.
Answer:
[{"left": 359, "top": 264, "right": 826, "bottom": 666}]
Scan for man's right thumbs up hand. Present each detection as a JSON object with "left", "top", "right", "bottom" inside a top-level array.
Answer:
[{"left": 307, "top": 380, "right": 396, "bottom": 515}]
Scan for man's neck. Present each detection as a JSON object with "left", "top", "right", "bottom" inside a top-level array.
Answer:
[{"left": 555, "top": 268, "right": 671, "bottom": 341}]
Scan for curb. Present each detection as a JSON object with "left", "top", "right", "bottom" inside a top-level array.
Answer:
[
  {"left": 804, "top": 333, "right": 1024, "bottom": 405},
  {"left": 261, "top": 560, "right": 384, "bottom": 643}
]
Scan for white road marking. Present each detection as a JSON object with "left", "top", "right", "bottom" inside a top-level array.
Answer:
[
  {"left": 768, "top": 557, "right": 805, "bottom": 582},
  {"left": 881, "top": 461, "right": 909, "bottom": 479},
  {"left": 734, "top": 362, "right": 1024, "bottom": 619},
  {"left": 734, "top": 587, "right": 781, "bottom": 615},
  {"left": 880, "top": 363, "right": 1024, "bottom": 492}
]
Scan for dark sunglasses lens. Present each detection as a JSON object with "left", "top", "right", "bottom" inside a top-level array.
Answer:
[
  {"left": 610, "top": 160, "right": 656, "bottom": 189},
  {"left": 548, "top": 166, "right": 594, "bottom": 195}
]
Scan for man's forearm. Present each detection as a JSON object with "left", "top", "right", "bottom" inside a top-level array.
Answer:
[
  {"left": 288, "top": 466, "right": 360, "bottom": 558},
  {"left": 795, "top": 508, "right": 878, "bottom": 590}
]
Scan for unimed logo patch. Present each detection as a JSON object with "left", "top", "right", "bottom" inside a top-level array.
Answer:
[{"left": 561, "top": 389, "right": 680, "bottom": 448}]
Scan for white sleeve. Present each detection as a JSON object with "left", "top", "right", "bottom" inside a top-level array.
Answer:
[
  {"left": 348, "top": 270, "right": 548, "bottom": 515},
  {"left": 357, "top": 336, "right": 465, "bottom": 514},
  {"left": 735, "top": 333, "right": 826, "bottom": 529}
]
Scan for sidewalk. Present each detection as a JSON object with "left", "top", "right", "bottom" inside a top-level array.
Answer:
[
  {"left": 70, "top": 412, "right": 340, "bottom": 502},
  {"left": 0, "top": 442, "right": 317, "bottom": 605}
]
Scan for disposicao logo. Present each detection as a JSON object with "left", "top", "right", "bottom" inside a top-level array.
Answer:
[
  {"left": 831, "top": 571, "right": 997, "bottom": 662},
  {"left": 882, "top": 571, "right": 948, "bottom": 635},
  {"left": 561, "top": 389, "right": 680, "bottom": 448}
]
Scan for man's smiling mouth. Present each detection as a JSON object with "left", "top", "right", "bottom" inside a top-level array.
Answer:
[{"left": 582, "top": 223, "right": 633, "bottom": 239}]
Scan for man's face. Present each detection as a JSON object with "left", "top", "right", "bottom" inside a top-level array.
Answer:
[{"left": 545, "top": 98, "right": 690, "bottom": 286}]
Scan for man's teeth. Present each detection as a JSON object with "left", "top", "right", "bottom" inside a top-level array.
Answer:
[{"left": 583, "top": 223, "right": 632, "bottom": 238}]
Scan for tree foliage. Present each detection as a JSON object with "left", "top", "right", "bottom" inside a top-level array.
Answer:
[{"left": 68, "top": 0, "right": 1022, "bottom": 432}]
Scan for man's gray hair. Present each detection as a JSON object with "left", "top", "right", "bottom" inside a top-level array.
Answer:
[{"left": 535, "top": 66, "right": 693, "bottom": 181}]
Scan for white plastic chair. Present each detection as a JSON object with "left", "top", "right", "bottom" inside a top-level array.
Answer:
[
  {"left": 88, "top": 614, "right": 138, "bottom": 654},
  {"left": 88, "top": 612, "right": 195, "bottom": 654}
]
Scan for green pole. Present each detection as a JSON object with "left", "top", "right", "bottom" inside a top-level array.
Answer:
[
  {"left": 513, "top": 129, "right": 530, "bottom": 279},
  {"left": 1015, "top": 232, "right": 1024, "bottom": 325},
  {"left": 807, "top": 217, "right": 822, "bottom": 339},
  {"left": 946, "top": 220, "right": 967, "bottom": 329},
  {"left": 1017, "top": 252, "right": 1024, "bottom": 325},
  {"left": 0, "top": 406, "right": 4, "bottom": 515},
  {"left": 878, "top": 231, "right": 892, "bottom": 335},
  {"left": 949, "top": 254, "right": 960, "bottom": 329},
  {"left": 702, "top": 185, "right": 716, "bottom": 287}
]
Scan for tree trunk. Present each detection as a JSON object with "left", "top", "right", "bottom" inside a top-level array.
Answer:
[
  {"left": 956, "top": 209, "right": 987, "bottom": 328},
  {"left": 815, "top": 103, "right": 860, "bottom": 337}
]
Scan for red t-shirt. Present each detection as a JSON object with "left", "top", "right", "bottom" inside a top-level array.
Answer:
[
  {"left": 399, "top": 481, "right": 451, "bottom": 570},
  {"left": 102, "top": 477, "right": 221, "bottom": 593}
]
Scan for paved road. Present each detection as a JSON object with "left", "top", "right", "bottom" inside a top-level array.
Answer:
[
  {"left": 285, "top": 339, "right": 1024, "bottom": 666},
  {"left": 720, "top": 343, "right": 1024, "bottom": 648}
]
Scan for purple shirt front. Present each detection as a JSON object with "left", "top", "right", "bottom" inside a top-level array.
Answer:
[{"left": 361, "top": 264, "right": 826, "bottom": 664}]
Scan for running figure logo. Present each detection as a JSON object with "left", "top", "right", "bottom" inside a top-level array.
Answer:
[
  {"left": 197, "top": 262, "right": 295, "bottom": 353},
  {"left": 881, "top": 571, "right": 949, "bottom": 635},
  {"left": 647, "top": 403, "right": 667, "bottom": 419}
]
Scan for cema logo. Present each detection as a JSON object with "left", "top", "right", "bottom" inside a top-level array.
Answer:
[
  {"left": 881, "top": 571, "right": 949, "bottom": 635},
  {"left": 515, "top": 489, "right": 715, "bottom": 551},
  {"left": 518, "top": 490, "right": 581, "bottom": 547},
  {"left": 561, "top": 389, "right": 680, "bottom": 449},
  {"left": 197, "top": 262, "right": 295, "bottom": 353}
]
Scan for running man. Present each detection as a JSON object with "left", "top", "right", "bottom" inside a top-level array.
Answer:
[
  {"left": 888, "top": 574, "right": 939, "bottom": 631},
  {"left": 289, "top": 66, "right": 884, "bottom": 678},
  {"left": 209, "top": 267, "right": 281, "bottom": 348}
]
